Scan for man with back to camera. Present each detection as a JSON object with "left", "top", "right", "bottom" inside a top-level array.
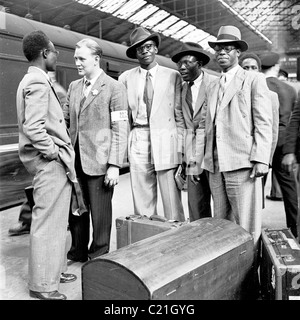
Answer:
[
  {"left": 259, "top": 52, "right": 299, "bottom": 239},
  {"left": 118, "top": 27, "right": 185, "bottom": 222},
  {"left": 63, "top": 38, "right": 128, "bottom": 262},
  {"left": 171, "top": 42, "right": 217, "bottom": 221},
  {"left": 202, "top": 26, "right": 273, "bottom": 247},
  {"left": 17, "top": 30, "right": 77, "bottom": 300}
]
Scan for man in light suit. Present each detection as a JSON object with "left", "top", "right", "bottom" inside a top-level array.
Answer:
[
  {"left": 239, "top": 52, "right": 280, "bottom": 209},
  {"left": 17, "top": 30, "right": 76, "bottom": 300},
  {"left": 63, "top": 38, "right": 128, "bottom": 261},
  {"left": 259, "top": 52, "right": 299, "bottom": 238},
  {"left": 119, "top": 27, "right": 185, "bottom": 221},
  {"left": 171, "top": 42, "right": 217, "bottom": 221},
  {"left": 202, "top": 26, "right": 273, "bottom": 246}
]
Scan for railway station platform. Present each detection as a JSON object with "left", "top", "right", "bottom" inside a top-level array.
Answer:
[{"left": 0, "top": 171, "right": 292, "bottom": 300}]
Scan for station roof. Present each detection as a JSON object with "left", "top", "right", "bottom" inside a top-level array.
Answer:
[{"left": 1, "top": 0, "right": 299, "bottom": 58}]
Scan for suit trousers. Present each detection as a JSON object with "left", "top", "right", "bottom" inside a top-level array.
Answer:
[
  {"left": 272, "top": 146, "right": 299, "bottom": 238},
  {"left": 68, "top": 154, "right": 114, "bottom": 260},
  {"left": 187, "top": 171, "right": 212, "bottom": 222},
  {"left": 208, "top": 168, "right": 263, "bottom": 246},
  {"left": 129, "top": 127, "right": 185, "bottom": 221},
  {"left": 28, "top": 159, "right": 72, "bottom": 292}
]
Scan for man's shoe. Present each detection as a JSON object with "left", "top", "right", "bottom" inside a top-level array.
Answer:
[
  {"left": 29, "top": 290, "right": 67, "bottom": 300},
  {"left": 8, "top": 222, "right": 30, "bottom": 236},
  {"left": 266, "top": 195, "right": 283, "bottom": 201},
  {"left": 67, "top": 257, "right": 88, "bottom": 265},
  {"left": 60, "top": 273, "right": 77, "bottom": 283}
]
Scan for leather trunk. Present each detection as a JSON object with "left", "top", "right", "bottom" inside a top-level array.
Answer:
[
  {"left": 82, "top": 218, "right": 255, "bottom": 300},
  {"left": 116, "top": 215, "right": 184, "bottom": 249},
  {"left": 260, "top": 228, "right": 300, "bottom": 300}
]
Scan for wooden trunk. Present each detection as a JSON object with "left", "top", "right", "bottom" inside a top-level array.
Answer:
[
  {"left": 82, "top": 218, "right": 255, "bottom": 300},
  {"left": 116, "top": 215, "right": 184, "bottom": 249},
  {"left": 260, "top": 228, "right": 300, "bottom": 300}
]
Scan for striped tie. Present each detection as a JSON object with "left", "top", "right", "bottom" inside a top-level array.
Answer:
[
  {"left": 143, "top": 71, "right": 154, "bottom": 121},
  {"left": 80, "top": 80, "right": 91, "bottom": 108},
  {"left": 218, "top": 74, "right": 226, "bottom": 105},
  {"left": 186, "top": 81, "right": 194, "bottom": 117}
]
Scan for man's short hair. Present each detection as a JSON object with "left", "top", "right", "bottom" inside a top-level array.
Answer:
[
  {"left": 22, "top": 30, "right": 50, "bottom": 62},
  {"left": 239, "top": 52, "right": 262, "bottom": 71},
  {"left": 76, "top": 38, "right": 103, "bottom": 59}
]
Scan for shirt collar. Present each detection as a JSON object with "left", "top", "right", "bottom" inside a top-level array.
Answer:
[
  {"left": 192, "top": 72, "right": 203, "bottom": 87},
  {"left": 31, "top": 66, "right": 51, "bottom": 83},
  {"left": 84, "top": 69, "right": 103, "bottom": 86},
  {"left": 139, "top": 63, "right": 158, "bottom": 77},
  {"left": 222, "top": 64, "right": 239, "bottom": 78}
]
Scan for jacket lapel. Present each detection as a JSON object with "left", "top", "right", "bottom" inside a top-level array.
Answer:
[
  {"left": 193, "top": 73, "right": 207, "bottom": 117},
  {"left": 130, "top": 68, "right": 140, "bottom": 122},
  {"left": 81, "top": 73, "right": 105, "bottom": 113},
  {"left": 75, "top": 79, "right": 84, "bottom": 115},
  {"left": 209, "top": 80, "right": 219, "bottom": 120},
  {"left": 151, "top": 66, "right": 166, "bottom": 116},
  {"left": 218, "top": 67, "right": 246, "bottom": 112},
  {"left": 182, "top": 83, "right": 193, "bottom": 125}
]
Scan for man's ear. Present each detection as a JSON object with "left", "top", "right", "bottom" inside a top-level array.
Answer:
[{"left": 42, "top": 49, "right": 48, "bottom": 59}]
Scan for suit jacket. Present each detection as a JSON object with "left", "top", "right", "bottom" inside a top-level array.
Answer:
[
  {"left": 266, "top": 77, "right": 297, "bottom": 148},
  {"left": 63, "top": 71, "right": 129, "bottom": 176},
  {"left": 202, "top": 65, "right": 273, "bottom": 173},
  {"left": 17, "top": 66, "right": 76, "bottom": 181},
  {"left": 283, "top": 94, "right": 300, "bottom": 162},
  {"left": 119, "top": 64, "right": 185, "bottom": 171},
  {"left": 181, "top": 71, "right": 218, "bottom": 175}
]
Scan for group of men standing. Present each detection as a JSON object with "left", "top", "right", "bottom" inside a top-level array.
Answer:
[{"left": 16, "top": 23, "right": 299, "bottom": 300}]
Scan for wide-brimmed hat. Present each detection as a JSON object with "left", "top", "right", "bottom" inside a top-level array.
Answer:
[
  {"left": 171, "top": 42, "right": 210, "bottom": 66},
  {"left": 208, "top": 25, "right": 248, "bottom": 52},
  {"left": 126, "top": 27, "right": 161, "bottom": 59}
]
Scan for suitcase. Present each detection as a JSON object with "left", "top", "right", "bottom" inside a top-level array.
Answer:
[
  {"left": 82, "top": 218, "right": 255, "bottom": 300},
  {"left": 116, "top": 215, "right": 185, "bottom": 249},
  {"left": 260, "top": 228, "right": 300, "bottom": 300}
]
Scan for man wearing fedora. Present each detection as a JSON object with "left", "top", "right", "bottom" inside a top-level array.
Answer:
[
  {"left": 259, "top": 51, "right": 299, "bottom": 239},
  {"left": 202, "top": 25, "right": 273, "bottom": 247},
  {"left": 171, "top": 42, "right": 217, "bottom": 221},
  {"left": 119, "top": 27, "right": 185, "bottom": 221}
]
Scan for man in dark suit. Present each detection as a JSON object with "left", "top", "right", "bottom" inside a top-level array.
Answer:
[
  {"left": 171, "top": 42, "right": 217, "bottom": 221},
  {"left": 260, "top": 52, "right": 299, "bottom": 238},
  {"left": 63, "top": 38, "right": 128, "bottom": 262},
  {"left": 282, "top": 93, "right": 300, "bottom": 239},
  {"left": 17, "top": 30, "right": 77, "bottom": 300}
]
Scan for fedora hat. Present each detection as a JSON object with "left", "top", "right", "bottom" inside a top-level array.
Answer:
[
  {"left": 208, "top": 25, "right": 248, "bottom": 52},
  {"left": 171, "top": 42, "right": 210, "bottom": 66},
  {"left": 126, "top": 27, "right": 161, "bottom": 59}
]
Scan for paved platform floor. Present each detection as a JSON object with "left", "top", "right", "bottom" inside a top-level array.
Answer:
[{"left": 0, "top": 171, "right": 295, "bottom": 300}]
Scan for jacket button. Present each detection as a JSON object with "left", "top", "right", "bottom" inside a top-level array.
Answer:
[{"left": 59, "top": 119, "right": 63, "bottom": 123}]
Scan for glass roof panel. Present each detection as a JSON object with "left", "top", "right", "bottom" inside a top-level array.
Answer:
[
  {"left": 164, "top": 20, "right": 188, "bottom": 38},
  {"left": 141, "top": 10, "right": 170, "bottom": 29},
  {"left": 151, "top": 15, "right": 179, "bottom": 33},
  {"left": 128, "top": 4, "right": 159, "bottom": 25},
  {"left": 114, "top": 0, "right": 147, "bottom": 20},
  {"left": 98, "top": 0, "right": 127, "bottom": 13}
]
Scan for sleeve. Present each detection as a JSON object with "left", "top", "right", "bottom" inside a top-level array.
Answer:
[
  {"left": 108, "top": 81, "right": 129, "bottom": 167},
  {"left": 23, "top": 79, "right": 59, "bottom": 160}
]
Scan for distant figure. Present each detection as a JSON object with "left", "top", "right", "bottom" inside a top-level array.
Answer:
[
  {"left": 16, "top": 30, "right": 77, "bottom": 300},
  {"left": 171, "top": 42, "right": 216, "bottom": 221},
  {"left": 119, "top": 27, "right": 185, "bottom": 221}
]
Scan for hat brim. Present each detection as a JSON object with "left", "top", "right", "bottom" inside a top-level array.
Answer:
[
  {"left": 171, "top": 50, "right": 210, "bottom": 65},
  {"left": 208, "top": 39, "right": 248, "bottom": 52},
  {"left": 126, "top": 34, "right": 161, "bottom": 59}
]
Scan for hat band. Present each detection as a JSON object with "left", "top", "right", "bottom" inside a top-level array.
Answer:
[{"left": 217, "top": 34, "right": 240, "bottom": 41}]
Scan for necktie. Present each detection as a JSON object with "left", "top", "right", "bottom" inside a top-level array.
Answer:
[
  {"left": 80, "top": 80, "right": 91, "bottom": 108},
  {"left": 218, "top": 74, "right": 226, "bottom": 105},
  {"left": 186, "top": 81, "right": 194, "bottom": 117},
  {"left": 143, "top": 71, "right": 154, "bottom": 121}
]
